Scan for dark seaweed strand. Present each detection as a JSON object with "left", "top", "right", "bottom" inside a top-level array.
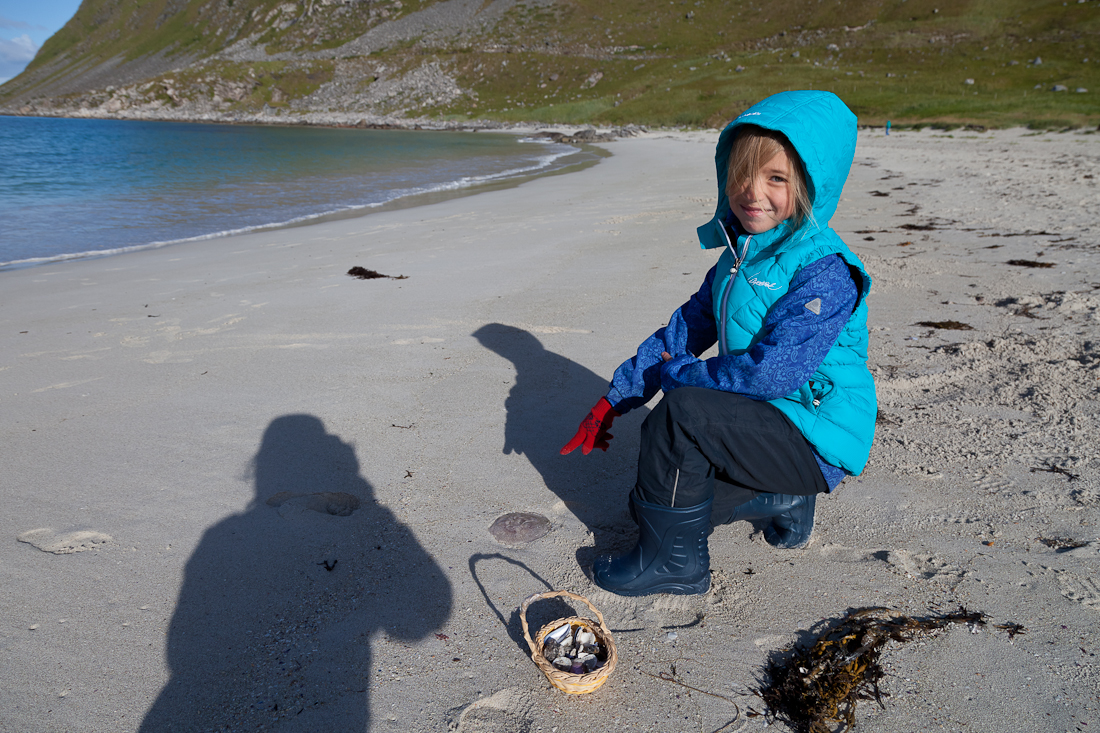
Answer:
[
  {"left": 755, "top": 607, "right": 986, "bottom": 733},
  {"left": 347, "top": 266, "right": 408, "bottom": 280}
]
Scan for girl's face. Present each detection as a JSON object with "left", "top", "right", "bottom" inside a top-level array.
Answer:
[{"left": 728, "top": 148, "right": 796, "bottom": 234}]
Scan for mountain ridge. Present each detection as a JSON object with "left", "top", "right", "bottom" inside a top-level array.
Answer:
[{"left": 2, "top": 0, "right": 1098, "bottom": 129}]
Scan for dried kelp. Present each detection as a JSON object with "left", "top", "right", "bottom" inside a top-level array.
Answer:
[
  {"left": 981, "top": 230, "right": 1058, "bottom": 237},
  {"left": 992, "top": 622, "right": 1028, "bottom": 640},
  {"left": 347, "top": 266, "right": 408, "bottom": 280},
  {"left": 755, "top": 607, "right": 988, "bottom": 733},
  {"left": 1030, "top": 462, "right": 1080, "bottom": 481},
  {"left": 1006, "top": 259, "right": 1055, "bottom": 269},
  {"left": 875, "top": 410, "right": 902, "bottom": 427},
  {"left": 1038, "top": 536, "right": 1087, "bottom": 550},
  {"left": 916, "top": 320, "right": 974, "bottom": 330}
]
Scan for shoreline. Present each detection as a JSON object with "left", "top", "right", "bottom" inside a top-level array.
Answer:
[
  {"left": 0, "top": 105, "right": 1048, "bottom": 134},
  {"left": 0, "top": 106, "right": 647, "bottom": 134},
  {"left": 0, "top": 121, "right": 612, "bottom": 273},
  {"left": 1, "top": 127, "right": 1097, "bottom": 732}
]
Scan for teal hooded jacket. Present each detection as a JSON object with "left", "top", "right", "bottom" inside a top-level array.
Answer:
[
  {"left": 607, "top": 91, "right": 877, "bottom": 476},
  {"left": 703, "top": 91, "right": 875, "bottom": 474}
]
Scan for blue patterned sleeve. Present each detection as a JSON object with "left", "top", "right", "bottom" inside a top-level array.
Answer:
[
  {"left": 605, "top": 265, "right": 720, "bottom": 413},
  {"left": 659, "top": 255, "right": 858, "bottom": 400}
]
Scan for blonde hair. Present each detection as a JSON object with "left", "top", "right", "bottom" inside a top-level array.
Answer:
[{"left": 726, "top": 125, "right": 812, "bottom": 229}]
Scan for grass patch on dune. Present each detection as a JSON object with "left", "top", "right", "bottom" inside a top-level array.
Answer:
[{"left": 435, "top": 0, "right": 1100, "bottom": 128}]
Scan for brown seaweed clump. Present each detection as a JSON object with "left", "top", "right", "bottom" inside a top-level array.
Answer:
[
  {"left": 754, "top": 606, "right": 989, "bottom": 733},
  {"left": 915, "top": 320, "right": 974, "bottom": 331},
  {"left": 1006, "top": 259, "right": 1055, "bottom": 269},
  {"left": 347, "top": 266, "right": 408, "bottom": 280}
]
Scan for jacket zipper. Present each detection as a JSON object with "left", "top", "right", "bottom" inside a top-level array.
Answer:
[{"left": 718, "top": 224, "right": 750, "bottom": 356}]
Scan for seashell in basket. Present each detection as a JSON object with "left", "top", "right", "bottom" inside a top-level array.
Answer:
[{"left": 547, "top": 624, "right": 571, "bottom": 643}]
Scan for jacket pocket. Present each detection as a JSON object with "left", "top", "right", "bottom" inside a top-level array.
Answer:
[{"left": 805, "top": 374, "right": 836, "bottom": 413}]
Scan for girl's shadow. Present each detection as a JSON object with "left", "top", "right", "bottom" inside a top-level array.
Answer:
[{"left": 472, "top": 324, "right": 647, "bottom": 565}]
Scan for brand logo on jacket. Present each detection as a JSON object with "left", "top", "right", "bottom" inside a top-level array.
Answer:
[{"left": 748, "top": 274, "right": 781, "bottom": 290}]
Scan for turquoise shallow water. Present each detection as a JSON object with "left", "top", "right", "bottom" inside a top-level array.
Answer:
[{"left": 0, "top": 117, "right": 585, "bottom": 270}]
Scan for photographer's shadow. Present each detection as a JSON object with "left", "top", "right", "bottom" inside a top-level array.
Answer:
[
  {"left": 473, "top": 324, "right": 647, "bottom": 565},
  {"left": 140, "top": 414, "right": 451, "bottom": 732}
]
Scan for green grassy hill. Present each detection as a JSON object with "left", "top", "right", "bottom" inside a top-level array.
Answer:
[{"left": 3, "top": 0, "right": 1098, "bottom": 128}]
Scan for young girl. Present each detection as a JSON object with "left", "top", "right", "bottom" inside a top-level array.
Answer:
[{"left": 561, "top": 90, "right": 877, "bottom": 597}]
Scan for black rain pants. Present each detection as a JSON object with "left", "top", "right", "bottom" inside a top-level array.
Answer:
[{"left": 634, "top": 387, "right": 828, "bottom": 525}]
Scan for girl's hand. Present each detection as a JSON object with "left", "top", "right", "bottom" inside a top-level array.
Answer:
[
  {"left": 661, "top": 351, "right": 673, "bottom": 362},
  {"left": 560, "top": 397, "right": 621, "bottom": 455}
]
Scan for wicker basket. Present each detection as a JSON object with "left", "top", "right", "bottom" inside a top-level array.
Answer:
[{"left": 520, "top": 590, "right": 618, "bottom": 695}]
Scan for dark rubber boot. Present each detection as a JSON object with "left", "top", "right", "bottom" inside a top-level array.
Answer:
[
  {"left": 593, "top": 493, "right": 712, "bottom": 597},
  {"left": 725, "top": 492, "right": 816, "bottom": 549}
]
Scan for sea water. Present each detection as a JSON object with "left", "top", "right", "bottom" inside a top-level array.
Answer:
[{"left": 0, "top": 116, "right": 588, "bottom": 270}]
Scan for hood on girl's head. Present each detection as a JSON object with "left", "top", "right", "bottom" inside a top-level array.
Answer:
[{"left": 699, "top": 91, "right": 857, "bottom": 249}]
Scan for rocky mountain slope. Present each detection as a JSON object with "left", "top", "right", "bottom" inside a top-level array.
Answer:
[{"left": 1, "top": 0, "right": 1098, "bottom": 128}]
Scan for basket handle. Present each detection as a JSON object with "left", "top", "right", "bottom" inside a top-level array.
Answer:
[{"left": 520, "top": 590, "right": 610, "bottom": 657}]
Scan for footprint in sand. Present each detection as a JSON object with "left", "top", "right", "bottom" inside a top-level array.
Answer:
[
  {"left": 969, "top": 473, "right": 1014, "bottom": 494},
  {"left": 17, "top": 528, "right": 112, "bottom": 554},
  {"left": 449, "top": 688, "right": 534, "bottom": 733},
  {"left": 874, "top": 549, "right": 965, "bottom": 582},
  {"left": 643, "top": 593, "right": 708, "bottom": 627},
  {"left": 265, "top": 491, "right": 361, "bottom": 517},
  {"left": 819, "top": 542, "right": 963, "bottom": 584},
  {"left": 587, "top": 584, "right": 711, "bottom": 628},
  {"left": 1071, "top": 487, "right": 1099, "bottom": 507},
  {"left": 1059, "top": 573, "right": 1100, "bottom": 610}
]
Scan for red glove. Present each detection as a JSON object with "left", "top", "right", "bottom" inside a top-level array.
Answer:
[{"left": 560, "top": 397, "right": 621, "bottom": 455}]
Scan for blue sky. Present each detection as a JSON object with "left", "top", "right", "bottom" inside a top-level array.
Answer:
[{"left": 0, "top": 0, "right": 82, "bottom": 83}]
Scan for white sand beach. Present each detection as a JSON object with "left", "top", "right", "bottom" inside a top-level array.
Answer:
[{"left": 2, "top": 126, "right": 1099, "bottom": 732}]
